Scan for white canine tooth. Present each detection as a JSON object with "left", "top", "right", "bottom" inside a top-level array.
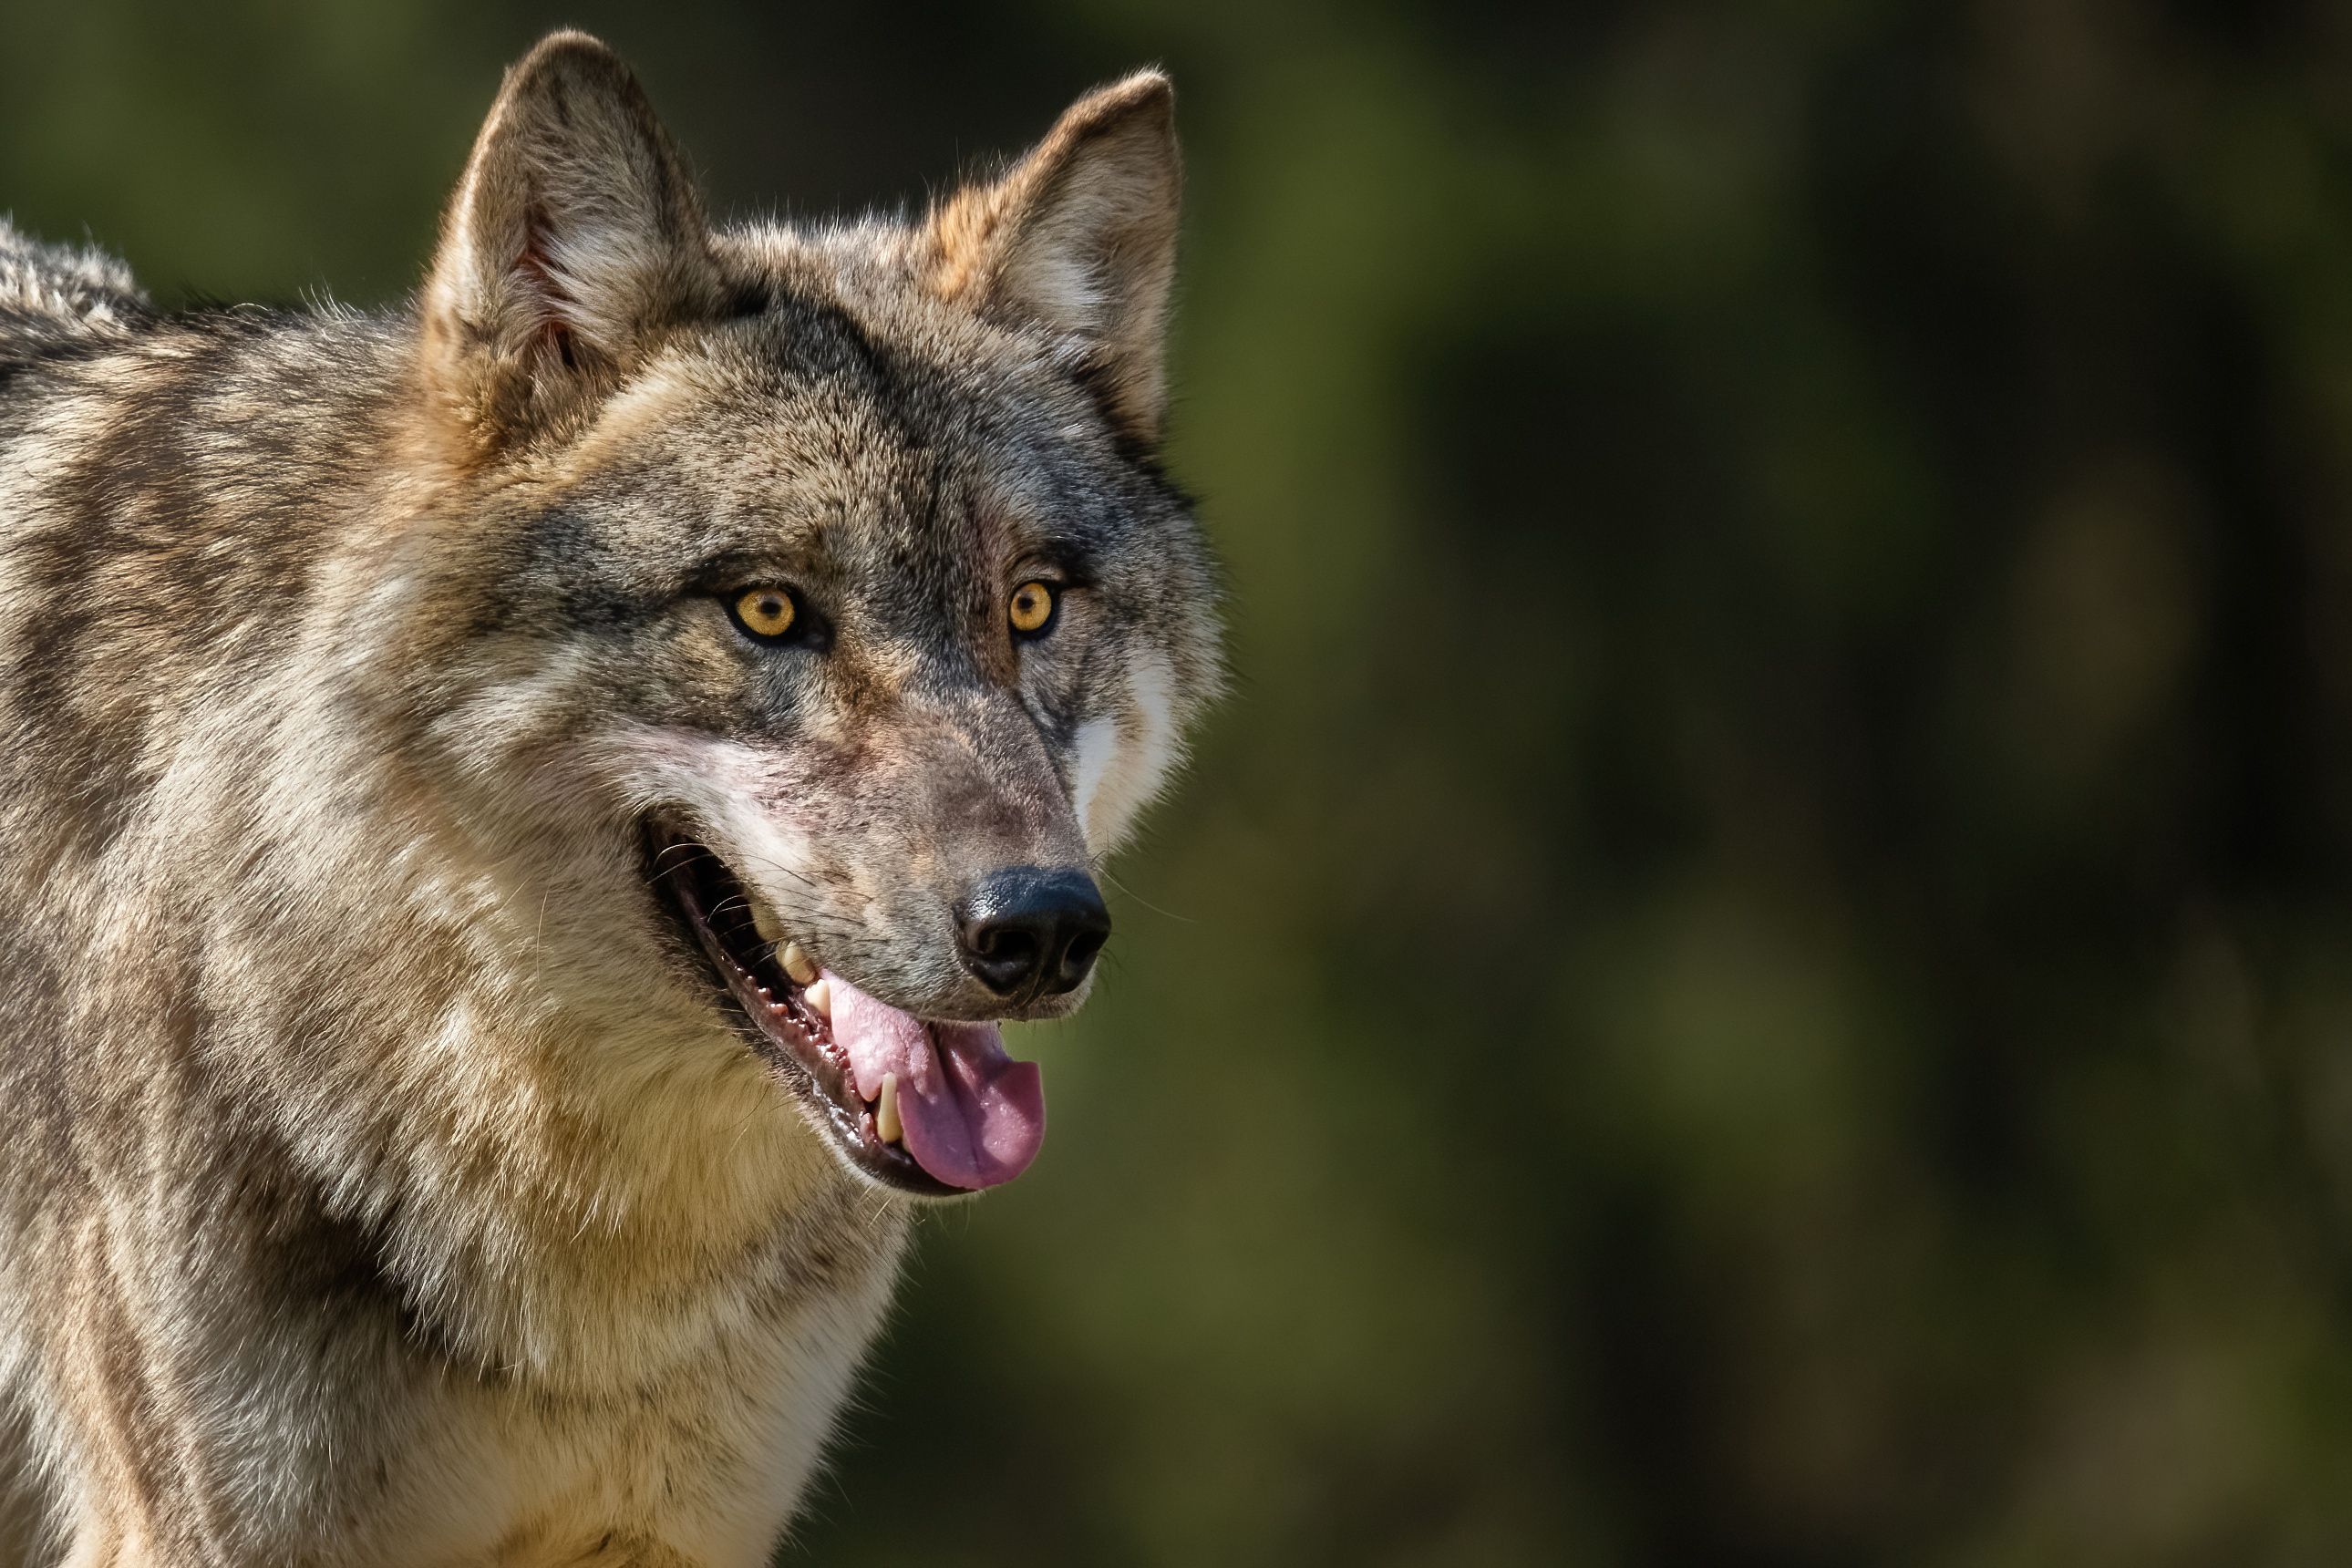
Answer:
[
  {"left": 750, "top": 901, "right": 784, "bottom": 945},
  {"left": 802, "top": 977, "right": 831, "bottom": 1019},
  {"left": 877, "top": 1072, "right": 903, "bottom": 1144},
  {"left": 779, "top": 942, "right": 819, "bottom": 986}
]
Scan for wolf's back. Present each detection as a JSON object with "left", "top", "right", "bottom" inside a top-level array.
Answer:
[{"left": 0, "top": 221, "right": 148, "bottom": 375}]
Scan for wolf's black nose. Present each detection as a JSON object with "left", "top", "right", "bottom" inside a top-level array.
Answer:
[{"left": 956, "top": 868, "right": 1111, "bottom": 1001}]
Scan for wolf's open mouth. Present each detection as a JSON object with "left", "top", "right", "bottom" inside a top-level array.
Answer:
[{"left": 644, "top": 820, "right": 1046, "bottom": 1198}]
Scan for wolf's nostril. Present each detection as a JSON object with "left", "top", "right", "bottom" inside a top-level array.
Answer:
[
  {"left": 956, "top": 867, "right": 1112, "bottom": 1001},
  {"left": 975, "top": 926, "right": 1039, "bottom": 972},
  {"left": 1057, "top": 926, "right": 1107, "bottom": 988}
]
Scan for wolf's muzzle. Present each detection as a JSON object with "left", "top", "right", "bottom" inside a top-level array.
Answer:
[{"left": 955, "top": 867, "right": 1111, "bottom": 1003}]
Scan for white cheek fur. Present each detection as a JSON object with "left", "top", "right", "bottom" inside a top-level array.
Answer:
[
  {"left": 1070, "top": 716, "right": 1121, "bottom": 845},
  {"left": 602, "top": 728, "right": 822, "bottom": 903},
  {"left": 1076, "top": 651, "right": 1181, "bottom": 854}
]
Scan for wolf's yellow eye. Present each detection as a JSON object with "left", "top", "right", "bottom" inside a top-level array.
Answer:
[
  {"left": 1008, "top": 581, "right": 1056, "bottom": 636},
  {"left": 732, "top": 586, "right": 798, "bottom": 641}
]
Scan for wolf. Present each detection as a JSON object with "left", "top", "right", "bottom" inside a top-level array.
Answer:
[{"left": 0, "top": 30, "right": 1217, "bottom": 1566}]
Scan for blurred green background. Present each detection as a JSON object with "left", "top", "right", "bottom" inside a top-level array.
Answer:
[{"left": 13, "top": 1, "right": 2352, "bottom": 1563}]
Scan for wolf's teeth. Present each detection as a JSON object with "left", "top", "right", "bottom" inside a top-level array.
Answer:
[
  {"left": 802, "top": 977, "right": 831, "bottom": 1019},
  {"left": 877, "top": 1073, "right": 903, "bottom": 1144},
  {"left": 751, "top": 901, "right": 785, "bottom": 945},
  {"left": 779, "top": 942, "right": 819, "bottom": 986}
]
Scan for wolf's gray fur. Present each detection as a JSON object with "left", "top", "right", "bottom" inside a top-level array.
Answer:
[{"left": 0, "top": 32, "right": 1217, "bottom": 1564}]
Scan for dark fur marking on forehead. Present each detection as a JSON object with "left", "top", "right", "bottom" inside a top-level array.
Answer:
[
  {"left": 694, "top": 271, "right": 1197, "bottom": 563},
  {"left": 760, "top": 287, "right": 898, "bottom": 391}
]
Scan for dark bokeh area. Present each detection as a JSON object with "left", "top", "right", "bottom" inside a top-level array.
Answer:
[{"left": 12, "top": 1, "right": 2352, "bottom": 1562}]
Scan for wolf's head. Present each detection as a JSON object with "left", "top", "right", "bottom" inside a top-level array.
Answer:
[{"left": 385, "top": 35, "right": 1219, "bottom": 1198}]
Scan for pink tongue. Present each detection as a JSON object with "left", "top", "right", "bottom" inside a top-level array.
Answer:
[{"left": 826, "top": 971, "right": 1045, "bottom": 1191}]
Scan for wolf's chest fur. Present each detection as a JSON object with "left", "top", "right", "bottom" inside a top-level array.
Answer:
[{"left": 0, "top": 27, "right": 1213, "bottom": 1568}]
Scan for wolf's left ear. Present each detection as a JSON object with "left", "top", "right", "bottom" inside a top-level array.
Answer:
[
  {"left": 421, "top": 32, "right": 721, "bottom": 452},
  {"left": 927, "top": 72, "right": 1182, "bottom": 444}
]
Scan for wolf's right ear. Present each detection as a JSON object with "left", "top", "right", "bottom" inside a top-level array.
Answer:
[{"left": 420, "top": 32, "right": 721, "bottom": 455}]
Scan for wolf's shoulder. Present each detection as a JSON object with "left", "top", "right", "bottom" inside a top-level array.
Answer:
[{"left": 0, "top": 220, "right": 148, "bottom": 352}]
